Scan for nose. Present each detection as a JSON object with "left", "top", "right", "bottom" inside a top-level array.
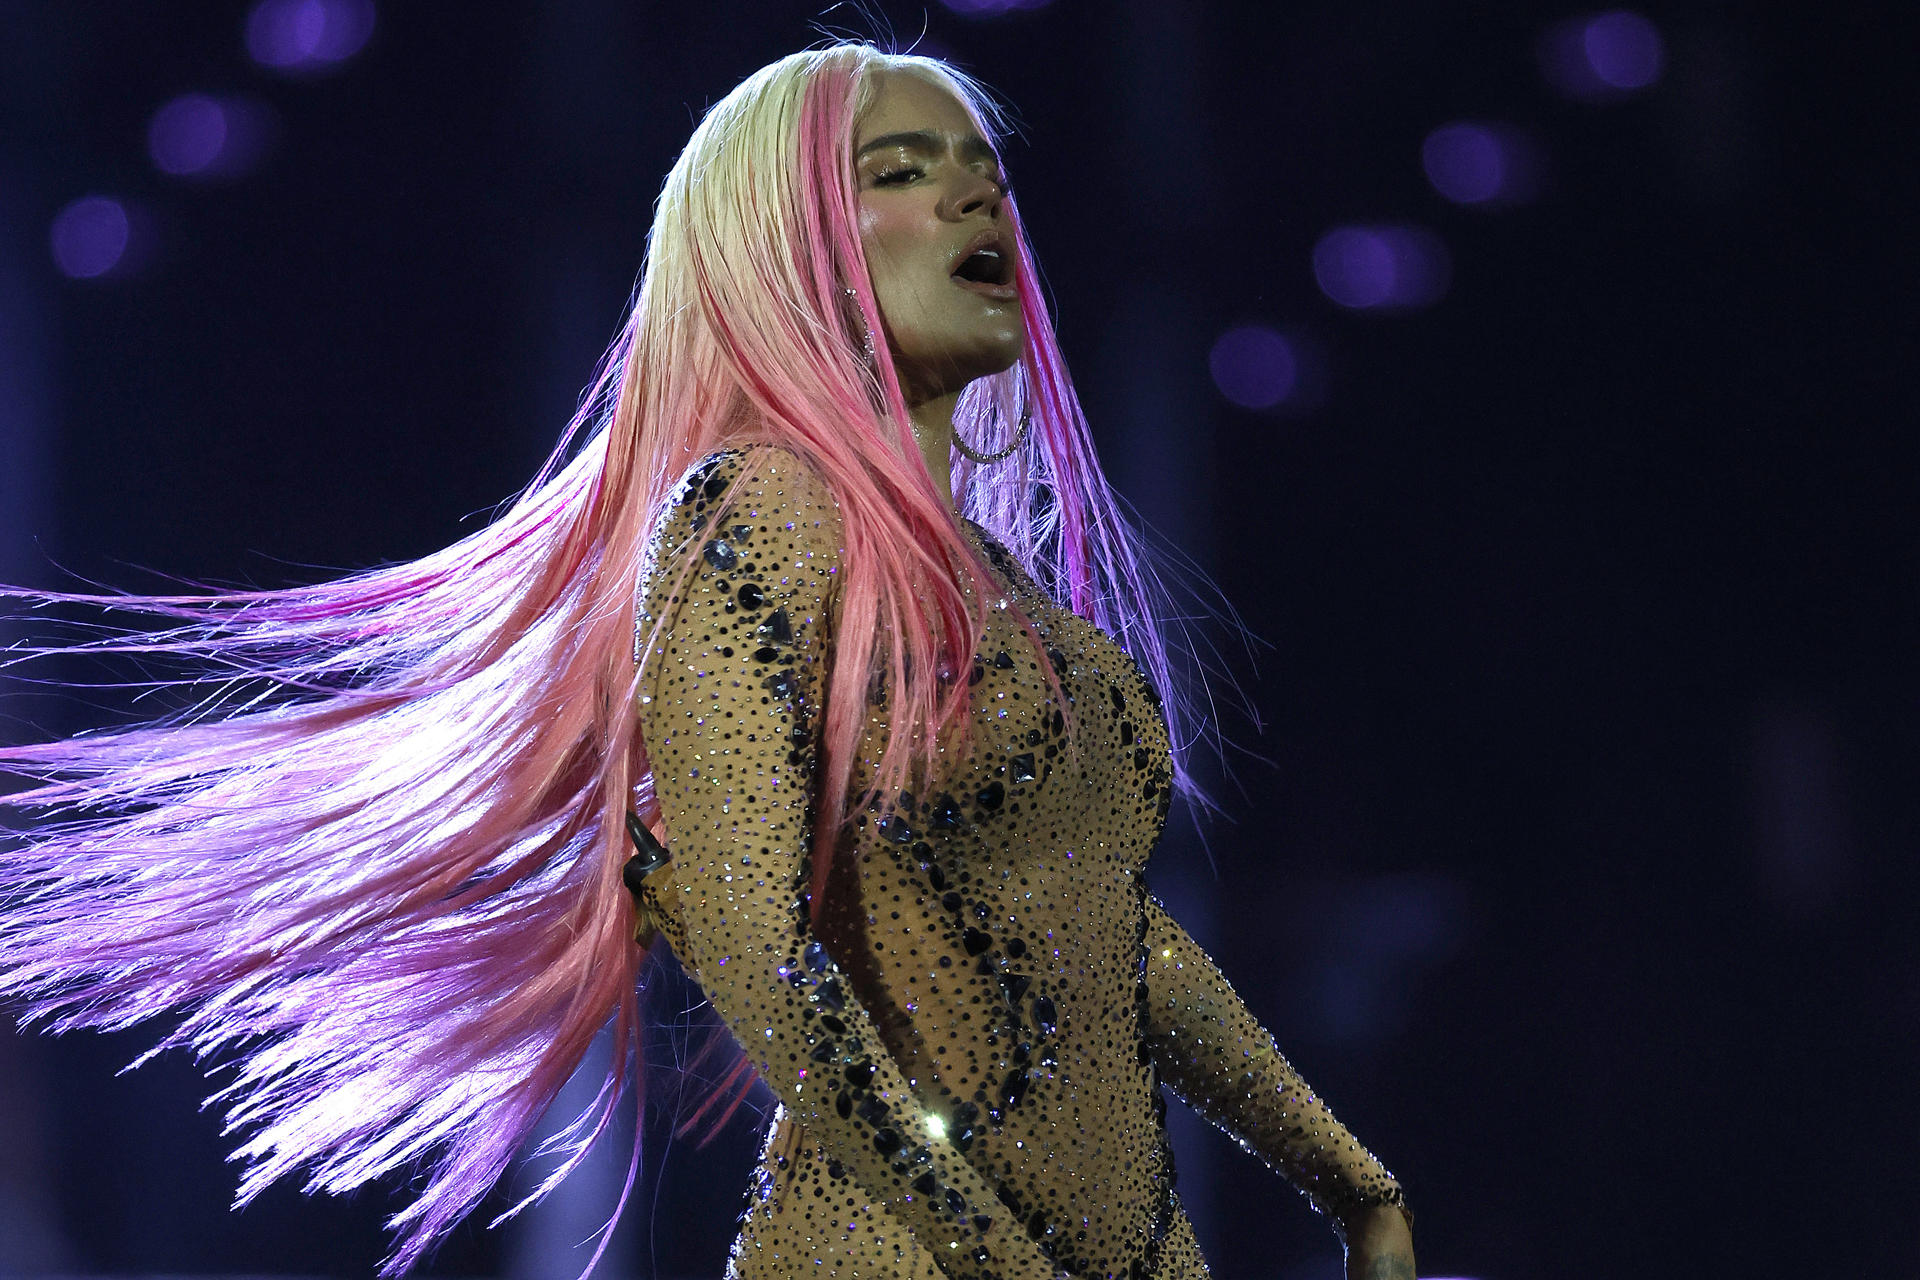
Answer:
[{"left": 943, "top": 168, "right": 1005, "bottom": 221}]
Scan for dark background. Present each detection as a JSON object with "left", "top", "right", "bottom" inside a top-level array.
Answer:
[{"left": 2, "top": 2, "right": 1914, "bottom": 1278}]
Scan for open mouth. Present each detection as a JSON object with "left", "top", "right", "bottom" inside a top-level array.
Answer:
[
  {"left": 951, "top": 246, "right": 1013, "bottom": 287},
  {"left": 949, "top": 231, "right": 1017, "bottom": 297}
]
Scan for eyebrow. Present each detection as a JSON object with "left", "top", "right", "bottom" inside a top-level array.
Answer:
[{"left": 855, "top": 130, "right": 1002, "bottom": 168}]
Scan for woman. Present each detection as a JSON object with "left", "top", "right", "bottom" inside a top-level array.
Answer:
[{"left": 0, "top": 44, "right": 1413, "bottom": 1280}]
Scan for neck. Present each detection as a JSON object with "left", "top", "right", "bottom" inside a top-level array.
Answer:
[{"left": 908, "top": 389, "right": 960, "bottom": 510}]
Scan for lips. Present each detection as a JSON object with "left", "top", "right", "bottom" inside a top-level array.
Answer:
[{"left": 949, "top": 228, "right": 1017, "bottom": 300}]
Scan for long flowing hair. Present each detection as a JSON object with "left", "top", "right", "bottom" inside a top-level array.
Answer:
[{"left": 0, "top": 42, "right": 1194, "bottom": 1274}]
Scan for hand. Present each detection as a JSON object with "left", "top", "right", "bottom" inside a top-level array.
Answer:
[{"left": 1342, "top": 1204, "right": 1415, "bottom": 1280}]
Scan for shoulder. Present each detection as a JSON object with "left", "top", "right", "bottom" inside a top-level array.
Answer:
[
  {"left": 661, "top": 446, "right": 842, "bottom": 537},
  {"left": 642, "top": 446, "right": 846, "bottom": 618}
]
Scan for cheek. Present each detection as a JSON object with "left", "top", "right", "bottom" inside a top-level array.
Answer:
[{"left": 857, "top": 203, "right": 928, "bottom": 292}]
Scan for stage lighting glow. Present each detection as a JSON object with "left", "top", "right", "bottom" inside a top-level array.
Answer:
[
  {"left": 49, "top": 197, "right": 129, "bottom": 279},
  {"left": 1540, "top": 10, "right": 1665, "bottom": 99},
  {"left": 1311, "top": 225, "right": 1451, "bottom": 311},
  {"left": 148, "top": 94, "right": 273, "bottom": 179},
  {"left": 246, "top": 0, "right": 375, "bottom": 72},
  {"left": 148, "top": 94, "right": 227, "bottom": 175},
  {"left": 1209, "top": 326, "right": 1298, "bottom": 409},
  {"left": 1583, "top": 11, "right": 1665, "bottom": 89},
  {"left": 1421, "top": 122, "right": 1539, "bottom": 206},
  {"left": 940, "top": 0, "right": 1051, "bottom": 14}
]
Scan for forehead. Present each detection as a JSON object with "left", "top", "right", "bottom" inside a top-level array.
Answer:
[{"left": 855, "top": 68, "right": 983, "bottom": 146}]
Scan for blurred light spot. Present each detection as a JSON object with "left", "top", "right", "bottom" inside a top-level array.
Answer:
[
  {"left": 1311, "top": 225, "right": 1451, "bottom": 311},
  {"left": 49, "top": 197, "right": 129, "bottom": 279},
  {"left": 147, "top": 94, "right": 274, "bottom": 179},
  {"left": 246, "top": 0, "right": 376, "bottom": 72},
  {"left": 1540, "top": 10, "right": 1665, "bottom": 99},
  {"left": 1421, "top": 121, "right": 1541, "bottom": 206},
  {"left": 1584, "top": 11, "right": 1665, "bottom": 88},
  {"left": 149, "top": 95, "right": 227, "bottom": 175},
  {"left": 1209, "top": 326, "right": 1297, "bottom": 409},
  {"left": 1752, "top": 700, "right": 1854, "bottom": 920},
  {"left": 940, "top": 0, "right": 1051, "bottom": 13}
]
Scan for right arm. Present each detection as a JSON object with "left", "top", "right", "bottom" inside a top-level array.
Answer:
[{"left": 637, "top": 450, "right": 1058, "bottom": 1280}]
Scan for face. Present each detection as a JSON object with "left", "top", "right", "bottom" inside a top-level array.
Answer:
[{"left": 853, "top": 69, "right": 1025, "bottom": 405}]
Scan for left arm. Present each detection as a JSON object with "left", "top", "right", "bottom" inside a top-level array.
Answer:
[{"left": 1139, "top": 893, "right": 1414, "bottom": 1274}]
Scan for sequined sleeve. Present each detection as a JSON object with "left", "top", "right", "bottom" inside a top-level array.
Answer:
[
  {"left": 638, "top": 449, "right": 1062, "bottom": 1280},
  {"left": 1139, "top": 893, "right": 1409, "bottom": 1237}
]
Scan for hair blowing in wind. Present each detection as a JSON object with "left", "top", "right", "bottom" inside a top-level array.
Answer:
[{"left": 0, "top": 43, "right": 1194, "bottom": 1273}]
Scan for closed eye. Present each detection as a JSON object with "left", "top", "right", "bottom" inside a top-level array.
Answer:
[{"left": 873, "top": 165, "right": 924, "bottom": 186}]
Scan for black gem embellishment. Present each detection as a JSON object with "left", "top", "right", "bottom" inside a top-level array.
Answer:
[
  {"left": 1005, "top": 937, "right": 1027, "bottom": 958},
  {"left": 976, "top": 781, "right": 1005, "bottom": 811},
  {"left": 1032, "top": 995, "right": 1057, "bottom": 1035},
  {"left": 702, "top": 540, "right": 737, "bottom": 570},
  {"left": 962, "top": 927, "right": 992, "bottom": 955},
  {"left": 930, "top": 794, "right": 964, "bottom": 829},
  {"left": 845, "top": 1059, "right": 877, "bottom": 1088},
  {"left": 753, "top": 645, "right": 780, "bottom": 664},
  {"left": 835, "top": 1091, "right": 853, "bottom": 1119},
  {"left": 993, "top": 649, "right": 1015, "bottom": 669},
  {"left": 803, "top": 941, "right": 831, "bottom": 972},
  {"left": 760, "top": 607, "right": 792, "bottom": 643},
  {"left": 815, "top": 980, "right": 846, "bottom": 1011},
  {"left": 736, "top": 582, "right": 765, "bottom": 610},
  {"left": 873, "top": 1127, "right": 901, "bottom": 1154},
  {"left": 1009, "top": 753, "right": 1036, "bottom": 784}
]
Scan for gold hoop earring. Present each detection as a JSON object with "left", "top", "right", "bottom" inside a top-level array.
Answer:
[{"left": 953, "top": 409, "right": 1031, "bottom": 465}]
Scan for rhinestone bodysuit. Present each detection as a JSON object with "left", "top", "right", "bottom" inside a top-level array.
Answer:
[{"left": 635, "top": 449, "right": 1405, "bottom": 1280}]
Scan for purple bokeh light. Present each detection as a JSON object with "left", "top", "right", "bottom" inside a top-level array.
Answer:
[
  {"left": 1311, "top": 225, "right": 1451, "bottom": 311},
  {"left": 939, "top": 0, "right": 1051, "bottom": 14},
  {"left": 1421, "top": 122, "right": 1539, "bottom": 207},
  {"left": 1539, "top": 10, "right": 1665, "bottom": 99},
  {"left": 149, "top": 95, "right": 228, "bottom": 175},
  {"left": 1584, "top": 11, "right": 1665, "bottom": 88},
  {"left": 49, "top": 197, "right": 130, "bottom": 279},
  {"left": 147, "top": 94, "right": 274, "bottom": 179},
  {"left": 246, "top": 0, "right": 376, "bottom": 72},
  {"left": 1208, "top": 326, "right": 1298, "bottom": 410}
]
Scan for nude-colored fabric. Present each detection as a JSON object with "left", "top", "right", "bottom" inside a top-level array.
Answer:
[{"left": 637, "top": 449, "right": 1403, "bottom": 1280}]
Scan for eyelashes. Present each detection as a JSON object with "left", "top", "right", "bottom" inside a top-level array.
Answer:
[{"left": 870, "top": 164, "right": 1011, "bottom": 197}]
